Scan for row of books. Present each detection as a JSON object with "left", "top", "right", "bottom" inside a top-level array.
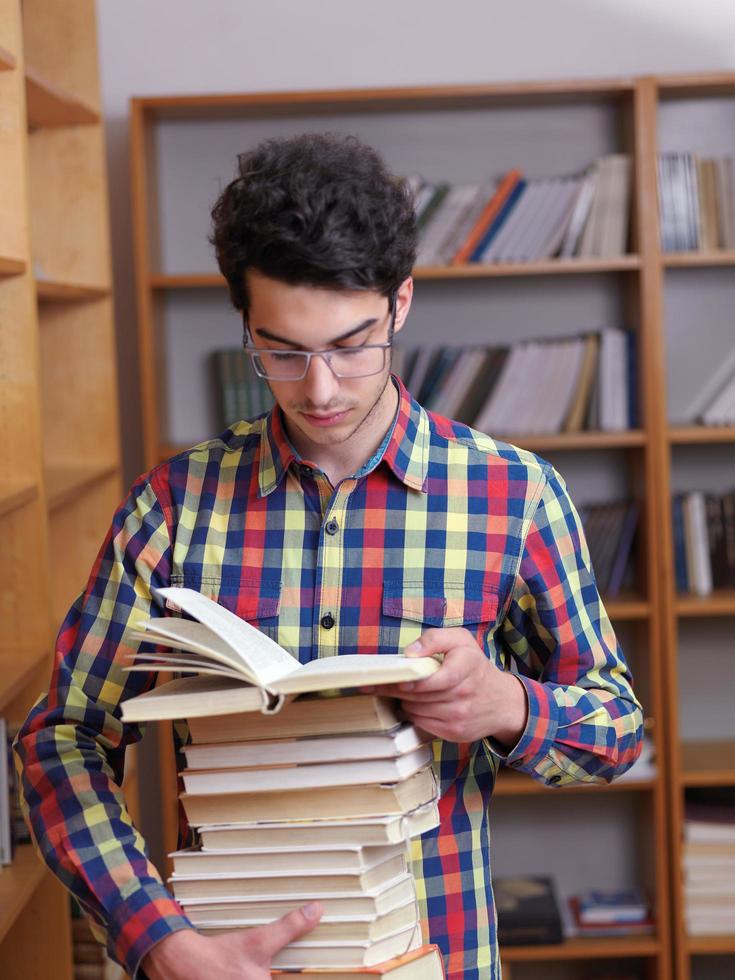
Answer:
[
  {"left": 576, "top": 499, "right": 639, "bottom": 598},
  {"left": 683, "top": 789, "right": 735, "bottom": 937},
  {"left": 394, "top": 326, "right": 636, "bottom": 435},
  {"left": 121, "top": 589, "right": 445, "bottom": 975},
  {"left": 408, "top": 154, "right": 632, "bottom": 265},
  {"left": 672, "top": 488, "right": 735, "bottom": 596},
  {"left": 71, "top": 905, "right": 125, "bottom": 980},
  {"left": 212, "top": 349, "right": 273, "bottom": 430},
  {"left": 657, "top": 153, "right": 735, "bottom": 252},
  {"left": 495, "top": 875, "right": 653, "bottom": 946}
]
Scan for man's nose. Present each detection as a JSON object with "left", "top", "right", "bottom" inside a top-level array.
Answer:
[{"left": 302, "top": 352, "right": 340, "bottom": 404}]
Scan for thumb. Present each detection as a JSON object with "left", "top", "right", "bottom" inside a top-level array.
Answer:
[{"left": 254, "top": 902, "right": 323, "bottom": 959}]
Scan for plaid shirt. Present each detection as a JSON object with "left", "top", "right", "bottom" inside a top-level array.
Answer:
[{"left": 15, "top": 377, "right": 643, "bottom": 979}]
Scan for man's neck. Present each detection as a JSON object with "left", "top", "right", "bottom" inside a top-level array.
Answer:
[{"left": 285, "top": 381, "right": 399, "bottom": 487}]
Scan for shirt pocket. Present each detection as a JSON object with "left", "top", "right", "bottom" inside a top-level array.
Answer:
[
  {"left": 379, "top": 577, "right": 501, "bottom": 656},
  {"left": 169, "top": 573, "right": 281, "bottom": 639}
]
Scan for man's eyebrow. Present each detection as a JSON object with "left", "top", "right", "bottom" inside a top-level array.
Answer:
[{"left": 253, "top": 317, "right": 378, "bottom": 348}]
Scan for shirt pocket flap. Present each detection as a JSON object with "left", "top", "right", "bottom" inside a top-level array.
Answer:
[
  {"left": 382, "top": 580, "right": 499, "bottom": 628},
  {"left": 171, "top": 573, "right": 281, "bottom": 620}
]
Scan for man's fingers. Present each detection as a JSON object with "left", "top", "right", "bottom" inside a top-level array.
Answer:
[
  {"left": 404, "top": 627, "right": 473, "bottom": 657},
  {"left": 250, "top": 902, "right": 323, "bottom": 960}
]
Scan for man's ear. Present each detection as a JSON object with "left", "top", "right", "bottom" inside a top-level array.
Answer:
[{"left": 393, "top": 276, "right": 413, "bottom": 336}]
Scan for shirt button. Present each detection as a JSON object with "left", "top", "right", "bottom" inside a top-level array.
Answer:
[
  {"left": 320, "top": 613, "right": 335, "bottom": 630},
  {"left": 325, "top": 519, "right": 339, "bottom": 535},
  {"left": 549, "top": 774, "right": 562, "bottom": 785}
]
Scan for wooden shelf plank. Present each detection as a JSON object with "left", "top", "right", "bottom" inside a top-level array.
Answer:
[
  {"left": 675, "top": 589, "right": 735, "bottom": 618},
  {"left": 0, "top": 45, "right": 16, "bottom": 71},
  {"left": 35, "top": 278, "right": 110, "bottom": 302},
  {"left": 494, "top": 771, "right": 657, "bottom": 796},
  {"left": 680, "top": 739, "right": 735, "bottom": 787},
  {"left": 138, "top": 79, "right": 637, "bottom": 122},
  {"left": 604, "top": 595, "right": 651, "bottom": 620},
  {"left": 669, "top": 426, "right": 735, "bottom": 444},
  {"left": 45, "top": 463, "right": 119, "bottom": 512},
  {"left": 25, "top": 65, "right": 100, "bottom": 128},
  {"left": 150, "top": 258, "right": 642, "bottom": 290},
  {"left": 0, "top": 256, "right": 26, "bottom": 277},
  {"left": 0, "top": 845, "right": 48, "bottom": 944},
  {"left": 0, "top": 647, "right": 49, "bottom": 714},
  {"left": 497, "top": 430, "right": 646, "bottom": 451},
  {"left": 663, "top": 250, "right": 735, "bottom": 268},
  {"left": 687, "top": 934, "right": 735, "bottom": 955},
  {"left": 501, "top": 933, "right": 660, "bottom": 962},
  {"left": 0, "top": 481, "right": 38, "bottom": 519}
]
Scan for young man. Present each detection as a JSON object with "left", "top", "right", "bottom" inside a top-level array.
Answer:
[{"left": 15, "top": 133, "right": 643, "bottom": 980}]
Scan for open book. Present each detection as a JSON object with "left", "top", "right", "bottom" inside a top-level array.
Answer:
[{"left": 123, "top": 587, "right": 439, "bottom": 717}]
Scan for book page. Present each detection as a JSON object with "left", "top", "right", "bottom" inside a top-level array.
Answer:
[
  {"left": 129, "top": 621, "right": 260, "bottom": 682},
  {"left": 270, "top": 654, "right": 439, "bottom": 696},
  {"left": 155, "top": 587, "right": 298, "bottom": 687}
]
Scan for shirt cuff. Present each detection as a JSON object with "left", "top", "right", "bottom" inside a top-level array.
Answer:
[
  {"left": 107, "top": 879, "right": 195, "bottom": 978},
  {"left": 485, "top": 675, "right": 562, "bottom": 780}
]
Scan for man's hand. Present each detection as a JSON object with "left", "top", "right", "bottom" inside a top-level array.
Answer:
[
  {"left": 142, "top": 902, "right": 323, "bottom": 979},
  {"left": 367, "top": 628, "right": 528, "bottom": 748}
]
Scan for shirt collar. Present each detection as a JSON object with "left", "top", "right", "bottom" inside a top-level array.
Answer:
[{"left": 258, "top": 374, "right": 429, "bottom": 497}]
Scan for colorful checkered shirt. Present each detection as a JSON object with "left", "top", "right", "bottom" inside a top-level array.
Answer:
[{"left": 15, "top": 376, "right": 643, "bottom": 979}]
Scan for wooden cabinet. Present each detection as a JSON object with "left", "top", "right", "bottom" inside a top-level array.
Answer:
[{"left": 0, "top": 1, "right": 129, "bottom": 974}]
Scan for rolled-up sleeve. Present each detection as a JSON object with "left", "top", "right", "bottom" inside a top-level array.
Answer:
[
  {"left": 13, "top": 472, "right": 193, "bottom": 977},
  {"left": 489, "top": 463, "right": 644, "bottom": 787}
]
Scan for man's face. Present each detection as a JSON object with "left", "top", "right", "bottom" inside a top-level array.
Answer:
[{"left": 244, "top": 270, "right": 410, "bottom": 456}]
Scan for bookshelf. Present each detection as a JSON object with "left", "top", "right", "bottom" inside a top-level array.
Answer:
[
  {"left": 129, "top": 75, "right": 679, "bottom": 980},
  {"left": 122, "top": 67, "right": 734, "bottom": 980},
  {"left": 0, "top": 1, "right": 129, "bottom": 977}
]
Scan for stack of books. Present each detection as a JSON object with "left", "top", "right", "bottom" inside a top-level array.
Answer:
[
  {"left": 683, "top": 792, "right": 735, "bottom": 937},
  {"left": 121, "top": 587, "right": 446, "bottom": 977},
  {"left": 394, "top": 326, "right": 636, "bottom": 437},
  {"left": 567, "top": 888, "right": 654, "bottom": 938}
]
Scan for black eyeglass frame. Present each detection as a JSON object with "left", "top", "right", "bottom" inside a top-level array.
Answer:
[{"left": 241, "top": 290, "right": 397, "bottom": 381}]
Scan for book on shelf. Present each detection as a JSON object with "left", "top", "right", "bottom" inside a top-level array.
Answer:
[
  {"left": 211, "top": 349, "right": 274, "bottom": 428},
  {"left": 671, "top": 487, "right": 735, "bottom": 596},
  {"left": 681, "top": 343, "right": 735, "bottom": 427},
  {"left": 657, "top": 152, "right": 735, "bottom": 252},
  {"left": 577, "top": 499, "right": 640, "bottom": 598},
  {"left": 494, "top": 875, "right": 564, "bottom": 945},
  {"left": 684, "top": 790, "right": 735, "bottom": 935},
  {"left": 396, "top": 325, "right": 635, "bottom": 439},
  {"left": 121, "top": 586, "right": 439, "bottom": 719}
]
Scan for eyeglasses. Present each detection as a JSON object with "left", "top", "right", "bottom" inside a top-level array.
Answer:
[{"left": 243, "top": 292, "right": 396, "bottom": 381}]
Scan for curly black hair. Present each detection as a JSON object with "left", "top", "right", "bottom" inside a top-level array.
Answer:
[{"left": 209, "top": 132, "right": 418, "bottom": 312}]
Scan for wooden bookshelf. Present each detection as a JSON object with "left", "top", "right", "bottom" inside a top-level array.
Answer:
[
  {"left": 0, "top": 1, "right": 124, "bottom": 976},
  {"left": 495, "top": 770, "right": 657, "bottom": 796}
]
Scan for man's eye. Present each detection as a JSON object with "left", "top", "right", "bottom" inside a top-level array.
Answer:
[{"left": 271, "top": 351, "right": 300, "bottom": 361}]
